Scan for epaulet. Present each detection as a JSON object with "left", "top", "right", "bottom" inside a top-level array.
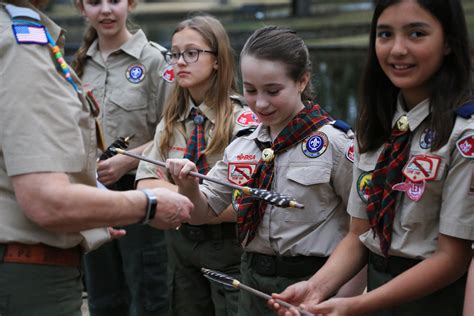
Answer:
[
  {"left": 230, "top": 94, "right": 248, "bottom": 108},
  {"left": 455, "top": 101, "right": 474, "bottom": 118},
  {"left": 234, "top": 127, "right": 257, "bottom": 139},
  {"left": 5, "top": 4, "right": 41, "bottom": 21},
  {"left": 149, "top": 41, "right": 167, "bottom": 53},
  {"left": 331, "top": 119, "right": 352, "bottom": 133}
]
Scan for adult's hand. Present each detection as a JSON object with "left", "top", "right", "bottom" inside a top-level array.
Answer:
[{"left": 148, "top": 188, "right": 193, "bottom": 229}]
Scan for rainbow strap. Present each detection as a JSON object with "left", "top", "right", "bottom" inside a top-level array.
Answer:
[{"left": 44, "top": 29, "right": 81, "bottom": 93}]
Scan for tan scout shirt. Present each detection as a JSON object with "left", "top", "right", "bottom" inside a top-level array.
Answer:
[
  {"left": 200, "top": 123, "right": 354, "bottom": 257},
  {"left": 136, "top": 96, "right": 255, "bottom": 181},
  {"left": 348, "top": 97, "right": 474, "bottom": 259},
  {"left": 82, "top": 29, "right": 173, "bottom": 157},
  {"left": 0, "top": 4, "right": 109, "bottom": 250}
]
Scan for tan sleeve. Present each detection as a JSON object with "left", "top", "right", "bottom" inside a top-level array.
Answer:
[
  {"left": 1, "top": 28, "right": 89, "bottom": 176},
  {"left": 200, "top": 149, "right": 234, "bottom": 215},
  {"left": 329, "top": 130, "right": 353, "bottom": 209},
  {"left": 135, "top": 121, "right": 166, "bottom": 181},
  {"left": 440, "top": 126, "right": 474, "bottom": 241}
]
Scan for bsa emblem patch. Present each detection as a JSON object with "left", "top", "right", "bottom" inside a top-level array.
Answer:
[
  {"left": 356, "top": 171, "right": 372, "bottom": 203},
  {"left": 162, "top": 65, "right": 175, "bottom": 83},
  {"left": 402, "top": 155, "right": 441, "bottom": 183},
  {"left": 456, "top": 134, "right": 474, "bottom": 158},
  {"left": 126, "top": 64, "right": 145, "bottom": 83},
  {"left": 419, "top": 128, "right": 435, "bottom": 149},
  {"left": 345, "top": 141, "right": 354, "bottom": 163},
  {"left": 228, "top": 162, "right": 256, "bottom": 185},
  {"left": 236, "top": 111, "right": 259, "bottom": 127},
  {"left": 302, "top": 132, "right": 328, "bottom": 158}
]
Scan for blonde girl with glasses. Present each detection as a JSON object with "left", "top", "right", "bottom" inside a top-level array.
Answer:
[
  {"left": 72, "top": 0, "right": 174, "bottom": 315},
  {"left": 136, "top": 14, "right": 258, "bottom": 316}
]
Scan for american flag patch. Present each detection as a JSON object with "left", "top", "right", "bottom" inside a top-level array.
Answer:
[{"left": 12, "top": 24, "right": 48, "bottom": 45}]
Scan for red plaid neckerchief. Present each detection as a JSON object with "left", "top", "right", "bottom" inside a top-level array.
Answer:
[
  {"left": 366, "top": 120, "right": 410, "bottom": 257},
  {"left": 237, "top": 103, "right": 332, "bottom": 245},
  {"left": 184, "top": 108, "right": 209, "bottom": 175}
]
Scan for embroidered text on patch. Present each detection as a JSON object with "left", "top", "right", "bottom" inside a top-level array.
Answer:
[{"left": 12, "top": 24, "right": 48, "bottom": 44}]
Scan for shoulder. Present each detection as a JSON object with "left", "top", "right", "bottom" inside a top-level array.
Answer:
[
  {"left": 230, "top": 95, "right": 259, "bottom": 138},
  {"left": 453, "top": 102, "right": 474, "bottom": 159},
  {"left": 148, "top": 41, "right": 167, "bottom": 53},
  {"left": 143, "top": 41, "right": 175, "bottom": 84},
  {"left": 0, "top": 4, "right": 47, "bottom": 47}
]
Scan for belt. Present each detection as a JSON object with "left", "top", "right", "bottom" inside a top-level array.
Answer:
[
  {"left": 368, "top": 251, "right": 421, "bottom": 275},
  {"left": 180, "top": 223, "right": 237, "bottom": 242},
  {"left": 0, "top": 243, "right": 82, "bottom": 267},
  {"left": 248, "top": 252, "right": 327, "bottom": 278}
]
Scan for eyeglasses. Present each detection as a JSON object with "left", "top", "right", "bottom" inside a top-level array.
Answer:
[{"left": 163, "top": 49, "right": 216, "bottom": 65}]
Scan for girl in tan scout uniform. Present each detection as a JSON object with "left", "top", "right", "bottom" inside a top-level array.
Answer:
[
  {"left": 135, "top": 15, "right": 257, "bottom": 316},
  {"left": 166, "top": 26, "right": 367, "bottom": 316},
  {"left": 271, "top": 1, "right": 474, "bottom": 316},
  {"left": 72, "top": 0, "right": 174, "bottom": 315},
  {"left": 0, "top": 0, "right": 192, "bottom": 315}
]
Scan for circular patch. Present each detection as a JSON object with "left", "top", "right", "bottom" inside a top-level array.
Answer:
[
  {"left": 302, "top": 132, "right": 328, "bottom": 158},
  {"left": 126, "top": 64, "right": 145, "bottom": 83},
  {"left": 231, "top": 189, "right": 242, "bottom": 212},
  {"left": 356, "top": 171, "right": 372, "bottom": 203},
  {"left": 419, "top": 128, "right": 434, "bottom": 149}
]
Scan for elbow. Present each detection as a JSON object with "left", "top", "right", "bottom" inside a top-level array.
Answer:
[{"left": 20, "top": 195, "right": 72, "bottom": 233}]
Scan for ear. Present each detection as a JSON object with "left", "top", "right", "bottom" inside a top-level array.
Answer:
[
  {"left": 213, "top": 59, "right": 218, "bottom": 70},
  {"left": 298, "top": 71, "right": 310, "bottom": 93}
]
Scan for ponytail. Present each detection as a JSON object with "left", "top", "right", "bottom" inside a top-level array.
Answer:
[{"left": 71, "top": 26, "right": 98, "bottom": 78}]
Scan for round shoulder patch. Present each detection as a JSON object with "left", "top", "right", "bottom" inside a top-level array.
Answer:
[
  {"left": 301, "top": 131, "right": 328, "bottom": 158},
  {"left": 236, "top": 110, "right": 259, "bottom": 127},
  {"left": 126, "top": 63, "right": 145, "bottom": 84},
  {"left": 357, "top": 171, "right": 372, "bottom": 203},
  {"left": 162, "top": 65, "right": 175, "bottom": 83}
]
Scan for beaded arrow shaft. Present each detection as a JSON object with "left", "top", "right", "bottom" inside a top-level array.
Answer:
[
  {"left": 201, "top": 268, "right": 314, "bottom": 316},
  {"left": 111, "top": 148, "right": 304, "bottom": 209}
]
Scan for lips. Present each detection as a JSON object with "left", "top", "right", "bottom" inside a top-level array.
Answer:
[{"left": 391, "top": 63, "right": 414, "bottom": 70}]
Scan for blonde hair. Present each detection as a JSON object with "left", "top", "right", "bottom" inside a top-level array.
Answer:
[
  {"left": 71, "top": 0, "right": 138, "bottom": 78},
  {"left": 159, "top": 14, "right": 237, "bottom": 157}
]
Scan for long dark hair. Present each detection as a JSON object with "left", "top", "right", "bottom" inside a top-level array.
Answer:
[
  {"left": 358, "top": 0, "right": 472, "bottom": 153},
  {"left": 240, "top": 25, "right": 314, "bottom": 102}
]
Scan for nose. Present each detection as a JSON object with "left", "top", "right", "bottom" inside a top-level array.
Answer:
[
  {"left": 100, "top": 1, "right": 112, "bottom": 13},
  {"left": 254, "top": 95, "right": 269, "bottom": 110},
  {"left": 391, "top": 36, "right": 408, "bottom": 56},
  {"left": 176, "top": 54, "right": 187, "bottom": 66}
]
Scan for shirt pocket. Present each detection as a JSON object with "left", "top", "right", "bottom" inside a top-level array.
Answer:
[
  {"left": 281, "top": 163, "right": 333, "bottom": 223},
  {"left": 400, "top": 157, "right": 446, "bottom": 224},
  {"left": 106, "top": 90, "right": 150, "bottom": 142},
  {"left": 109, "top": 90, "right": 147, "bottom": 112}
]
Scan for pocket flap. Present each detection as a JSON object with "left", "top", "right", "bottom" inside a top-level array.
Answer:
[
  {"left": 109, "top": 90, "right": 146, "bottom": 111},
  {"left": 287, "top": 164, "right": 331, "bottom": 186}
]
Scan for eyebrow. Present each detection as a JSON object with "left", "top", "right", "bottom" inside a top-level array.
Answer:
[{"left": 376, "top": 22, "right": 431, "bottom": 30}]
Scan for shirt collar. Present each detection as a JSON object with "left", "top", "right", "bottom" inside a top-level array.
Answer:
[
  {"left": 86, "top": 29, "right": 147, "bottom": 61},
  {"left": 178, "top": 97, "right": 217, "bottom": 124},
  {"left": 391, "top": 94, "right": 431, "bottom": 132},
  {"left": 246, "top": 124, "right": 271, "bottom": 143}
]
